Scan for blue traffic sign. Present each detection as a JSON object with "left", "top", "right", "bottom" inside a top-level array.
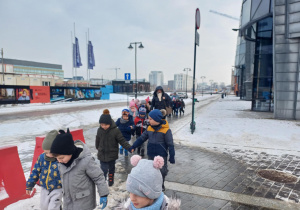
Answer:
[{"left": 125, "top": 73, "right": 131, "bottom": 80}]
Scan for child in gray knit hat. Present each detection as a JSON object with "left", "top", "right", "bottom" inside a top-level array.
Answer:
[{"left": 115, "top": 155, "right": 181, "bottom": 209}]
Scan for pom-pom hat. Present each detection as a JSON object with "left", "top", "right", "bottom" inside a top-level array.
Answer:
[
  {"left": 126, "top": 155, "right": 164, "bottom": 199},
  {"left": 99, "top": 109, "right": 112, "bottom": 125},
  {"left": 149, "top": 109, "right": 164, "bottom": 124}
]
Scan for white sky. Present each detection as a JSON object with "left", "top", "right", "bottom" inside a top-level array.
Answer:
[{"left": 0, "top": 0, "right": 242, "bottom": 85}]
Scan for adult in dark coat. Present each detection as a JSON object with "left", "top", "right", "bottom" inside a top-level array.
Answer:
[{"left": 150, "top": 86, "right": 172, "bottom": 111}]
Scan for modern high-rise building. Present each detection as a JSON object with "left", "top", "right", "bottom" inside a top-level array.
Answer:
[
  {"left": 234, "top": 0, "right": 300, "bottom": 120},
  {"left": 174, "top": 73, "right": 193, "bottom": 91},
  {"left": 149, "top": 71, "right": 164, "bottom": 87}
]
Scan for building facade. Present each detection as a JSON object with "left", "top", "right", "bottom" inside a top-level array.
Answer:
[
  {"left": 235, "top": 0, "right": 300, "bottom": 120},
  {"left": 149, "top": 71, "right": 164, "bottom": 87},
  {"left": 174, "top": 73, "right": 193, "bottom": 91},
  {"left": 0, "top": 58, "right": 63, "bottom": 86}
]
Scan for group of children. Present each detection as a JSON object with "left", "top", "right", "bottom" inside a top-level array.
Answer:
[
  {"left": 172, "top": 98, "right": 185, "bottom": 116},
  {"left": 26, "top": 98, "right": 179, "bottom": 209}
]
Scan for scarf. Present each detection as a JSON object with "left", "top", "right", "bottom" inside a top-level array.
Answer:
[
  {"left": 120, "top": 117, "right": 129, "bottom": 124},
  {"left": 130, "top": 192, "right": 164, "bottom": 210},
  {"left": 63, "top": 147, "right": 83, "bottom": 167},
  {"left": 44, "top": 154, "right": 56, "bottom": 162},
  {"left": 157, "top": 93, "right": 162, "bottom": 101}
]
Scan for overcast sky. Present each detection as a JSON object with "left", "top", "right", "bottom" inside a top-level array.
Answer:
[{"left": 0, "top": 0, "right": 242, "bottom": 85}]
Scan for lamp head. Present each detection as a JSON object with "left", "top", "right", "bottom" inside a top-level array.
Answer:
[
  {"left": 138, "top": 43, "right": 144, "bottom": 49},
  {"left": 128, "top": 44, "right": 133, "bottom": 50}
]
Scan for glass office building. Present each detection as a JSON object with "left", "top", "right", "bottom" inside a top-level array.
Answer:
[
  {"left": 235, "top": 0, "right": 300, "bottom": 120},
  {"left": 0, "top": 58, "right": 64, "bottom": 79}
]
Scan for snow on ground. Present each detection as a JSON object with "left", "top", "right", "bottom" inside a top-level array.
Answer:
[
  {"left": 2, "top": 93, "right": 300, "bottom": 209},
  {"left": 174, "top": 95, "right": 300, "bottom": 156}
]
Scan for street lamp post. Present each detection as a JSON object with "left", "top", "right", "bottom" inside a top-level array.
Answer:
[
  {"left": 1, "top": 48, "right": 4, "bottom": 85},
  {"left": 209, "top": 80, "right": 213, "bottom": 95},
  {"left": 201, "top": 76, "right": 206, "bottom": 96},
  {"left": 183, "top": 68, "right": 191, "bottom": 98},
  {"left": 128, "top": 42, "right": 144, "bottom": 99}
]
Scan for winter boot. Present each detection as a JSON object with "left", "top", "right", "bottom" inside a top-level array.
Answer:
[
  {"left": 119, "top": 146, "right": 123, "bottom": 155},
  {"left": 162, "top": 183, "right": 165, "bottom": 191},
  {"left": 137, "top": 147, "right": 141, "bottom": 155},
  {"left": 140, "top": 148, "right": 145, "bottom": 157},
  {"left": 124, "top": 149, "right": 128, "bottom": 157},
  {"left": 108, "top": 173, "right": 114, "bottom": 186}
]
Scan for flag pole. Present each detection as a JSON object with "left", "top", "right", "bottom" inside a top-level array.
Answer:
[
  {"left": 88, "top": 28, "right": 90, "bottom": 86},
  {"left": 71, "top": 31, "right": 74, "bottom": 87},
  {"left": 86, "top": 31, "right": 88, "bottom": 86},
  {"left": 74, "top": 22, "right": 77, "bottom": 87}
]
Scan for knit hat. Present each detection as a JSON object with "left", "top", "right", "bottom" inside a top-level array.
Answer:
[
  {"left": 42, "top": 130, "right": 59, "bottom": 150},
  {"left": 127, "top": 155, "right": 164, "bottom": 199},
  {"left": 50, "top": 128, "right": 76, "bottom": 155},
  {"left": 134, "top": 98, "right": 140, "bottom": 106},
  {"left": 139, "top": 106, "right": 147, "bottom": 117},
  {"left": 160, "top": 109, "right": 167, "bottom": 117},
  {"left": 145, "top": 97, "right": 150, "bottom": 103},
  {"left": 99, "top": 109, "right": 112, "bottom": 125},
  {"left": 122, "top": 108, "right": 129, "bottom": 116},
  {"left": 149, "top": 109, "right": 163, "bottom": 124},
  {"left": 129, "top": 99, "right": 135, "bottom": 108}
]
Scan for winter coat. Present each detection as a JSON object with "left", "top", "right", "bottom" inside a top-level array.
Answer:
[
  {"left": 116, "top": 115, "right": 135, "bottom": 140},
  {"left": 114, "top": 194, "right": 181, "bottom": 210},
  {"left": 181, "top": 100, "right": 185, "bottom": 108},
  {"left": 26, "top": 153, "right": 62, "bottom": 191},
  {"left": 134, "top": 116, "right": 149, "bottom": 136},
  {"left": 151, "top": 86, "right": 172, "bottom": 110},
  {"left": 132, "top": 120, "right": 175, "bottom": 159},
  {"left": 174, "top": 101, "right": 181, "bottom": 108},
  {"left": 129, "top": 107, "right": 138, "bottom": 119},
  {"left": 95, "top": 119, "right": 132, "bottom": 162},
  {"left": 58, "top": 141, "right": 109, "bottom": 210}
]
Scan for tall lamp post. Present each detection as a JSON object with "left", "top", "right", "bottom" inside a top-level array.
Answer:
[
  {"left": 200, "top": 76, "right": 206, "bottom": 96},
  {"left": 1, "top": 48, "right": 4, "bottom": 85},
  {"left": 183, "top": 68, "right": 191, "bottom": 98},
  {"left": 209, "top": 80, "right": 213, "bottom": 95},
  {"left": 128, "top": 42, "right": 144, "bottom": 99}
]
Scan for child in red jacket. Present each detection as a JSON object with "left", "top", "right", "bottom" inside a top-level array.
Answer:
[{"left": 134, "top": 106, "right": 149, "bottom": 156}]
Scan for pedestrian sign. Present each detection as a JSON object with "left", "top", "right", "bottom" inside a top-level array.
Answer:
[{"left": 125, "top": 73, "right": 131, "bottom": 80}]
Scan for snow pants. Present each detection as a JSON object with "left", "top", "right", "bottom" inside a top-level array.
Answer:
[{"left": 40, "top": 187, "right": 63, "bottom": 210}]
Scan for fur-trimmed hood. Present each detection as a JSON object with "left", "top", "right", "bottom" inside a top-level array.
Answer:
[{"left": 113, "top": 195, "right": 181, "bottom": 210}]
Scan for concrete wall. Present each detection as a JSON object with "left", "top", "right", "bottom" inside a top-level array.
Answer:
[
  {"left": 0, "top": 75, "right": 62, "bottom": 86},
  {"left": 274, "top": 0, "right": 300, "bottom": 119}
]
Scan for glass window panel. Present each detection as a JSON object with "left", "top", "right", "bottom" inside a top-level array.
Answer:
[
  {"left": 257, "top": 17, "right": 272, "bottom": 32},
  {"left": 241, "top": 0, "right": 251, "bottom": 26},
  {"left": 251, "top": 0, "right": 262, "bottom": 19},
  {"left": 270, "top": 0, "right": 273, "bottom": 13},
  {"left": 253, "top": 0, "right": 270, "bottom": 20}
]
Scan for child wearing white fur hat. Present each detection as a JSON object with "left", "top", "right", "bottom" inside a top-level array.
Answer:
[{"left": 115, "top": 155, "right": 181, "bottom": 209}]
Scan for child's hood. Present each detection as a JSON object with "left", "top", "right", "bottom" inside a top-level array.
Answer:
[{"left": 74, "top": 140, "right": 90, "bottom": 160}]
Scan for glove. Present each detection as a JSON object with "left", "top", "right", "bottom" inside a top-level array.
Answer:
[
  {"left": 99, "top": 196, "right": 108, "bottom": 209},
  {"left": 129, "top": 146, "right": 135, "bottom": 153},
  {"left": 169, "top": 156, "right": 175, "bottom": 164}
]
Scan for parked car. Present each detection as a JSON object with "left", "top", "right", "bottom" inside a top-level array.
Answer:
[{"left": 177, "top": 92, "right": 188, "bottom": 99}]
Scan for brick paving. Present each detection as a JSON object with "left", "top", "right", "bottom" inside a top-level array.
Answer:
[{"left": 115, "top": 143, "right": 300, "bottom": 209}]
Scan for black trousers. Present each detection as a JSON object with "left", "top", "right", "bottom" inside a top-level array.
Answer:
[
  {"left": 148, "top": 156, "right": 168, "bottom": 180},
  {"left": 100, "top": 160, "right": 116, "bottom": 179}
]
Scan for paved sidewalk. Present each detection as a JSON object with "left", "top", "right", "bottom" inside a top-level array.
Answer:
[{"left": 116, "top": 143, "right": 300, "bottom": 210}]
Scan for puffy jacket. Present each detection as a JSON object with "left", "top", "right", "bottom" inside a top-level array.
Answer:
[
  {"left": 134, "top": 116, "right": 149, "bottom": 136},
  {"left": 58, "top": 141, "right": 109, "bottom": 210},
  {"left": 115, "top": 115, "right": 135, "bottom": 140},
  {"left": 151, "top": 86, "right": 172, "bottom": 110},
  {"left": 95, "top": 119, "right": 132, "bottom": 162},
  {"left": 26, "top": 153, "right": 62, "bottom": 191},
  {"left": 132, "top": 120, "right": 175, "bottom": 159}
]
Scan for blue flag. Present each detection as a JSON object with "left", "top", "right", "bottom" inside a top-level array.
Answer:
[
  {"left": 73, "top": 37, "right": 82, "bottom": 68},
  {"left": 88, "top": 41, "right": 95, "bottom": 69}
]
